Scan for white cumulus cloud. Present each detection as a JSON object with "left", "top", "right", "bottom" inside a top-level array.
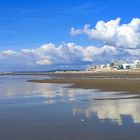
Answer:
[
  {"left": 1, "top": 18, "right": 140, "bottom": 70},
  {"left": 0, "top": 50, "right": 18, "bottom": 59},
  {"left": 0, "top": 43, "right": 119, "bottom": 69},
  {"left": 71, "top": 18, "right": 140, "bottom": 49}
]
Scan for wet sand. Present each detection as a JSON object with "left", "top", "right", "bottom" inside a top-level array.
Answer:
[{"left": 28, "top": 72, "right": 140, "bottom": 94}]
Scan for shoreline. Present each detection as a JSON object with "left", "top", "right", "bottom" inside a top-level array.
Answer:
[{"left": 28, "top": 72, "right": 140, "bottom": 95}]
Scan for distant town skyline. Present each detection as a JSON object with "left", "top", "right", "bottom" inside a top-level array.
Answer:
[{"left": 0, "top": 0, "right": 140, "bottom": 71}]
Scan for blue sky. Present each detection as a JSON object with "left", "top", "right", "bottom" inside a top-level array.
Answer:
[{"left": 0, "top": 0, "right": 140, "bottom": 71}]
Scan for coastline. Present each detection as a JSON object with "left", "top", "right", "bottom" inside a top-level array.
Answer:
[{"left": 28, "top": 71, "right": 140, "bottom": 94}]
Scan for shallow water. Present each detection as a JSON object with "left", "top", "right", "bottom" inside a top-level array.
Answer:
[{"left": 0, "top": 75, "right": 140, "bottom": 140}]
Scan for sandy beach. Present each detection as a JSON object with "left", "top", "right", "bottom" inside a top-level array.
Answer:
[{"left": 28, "top": 71, "right": 140, "bottom": 94}]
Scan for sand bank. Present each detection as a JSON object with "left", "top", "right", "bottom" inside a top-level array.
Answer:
[{"left": 28, "top": 72, "right": 140, "bottom": 94}]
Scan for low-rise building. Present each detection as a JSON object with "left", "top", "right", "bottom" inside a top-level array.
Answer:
[{"left": 87, "top": 60, "right": 140, "bottom": 71}]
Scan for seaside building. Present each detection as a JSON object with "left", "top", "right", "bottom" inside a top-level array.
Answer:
[
  {"left": 130, "top": 60, "right": 140, "bottom": 69},
  {"left": 122, "top": 63, "right": 131, "bottom": 69},
  {"left": 87, "top": 64, "right": 112, "bottom": 71},
  {"left": 87, "top": 60, "right": 140, "bottom": 72},
  {"left": 136, "top": 60, "right": 140, "bottom": 69}
]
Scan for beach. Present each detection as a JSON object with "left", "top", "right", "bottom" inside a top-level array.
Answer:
[{"left": 28, "top": 71, "right": 140, "bottom": 94}]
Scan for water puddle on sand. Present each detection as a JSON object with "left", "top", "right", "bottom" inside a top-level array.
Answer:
[{"left": 0, "top": 75, "right": 140, "bottom": 140}]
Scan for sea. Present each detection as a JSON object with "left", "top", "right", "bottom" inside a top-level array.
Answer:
[{"left": 0, "top": 75, "right": 140, "bottom": 140}]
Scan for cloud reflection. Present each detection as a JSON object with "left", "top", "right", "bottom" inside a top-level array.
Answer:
[
  {"left": 0, "top": 77, "right": 96, "bottom": 103},
  {"left": 73, "top": 99, "right": 140, "bottom": 125},
  {"left": 1, "top": 76, "right": 140, "bottom": 125}
]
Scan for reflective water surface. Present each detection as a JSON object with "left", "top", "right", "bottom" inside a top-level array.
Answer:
[{"left": 0, "top": 75, "right": 140, "bottom": 140}]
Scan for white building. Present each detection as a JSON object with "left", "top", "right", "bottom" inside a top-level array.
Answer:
[{"left": 86, "top": 60, "right": 140, "bottom": 72}]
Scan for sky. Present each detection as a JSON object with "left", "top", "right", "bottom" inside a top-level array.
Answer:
[{"left": 0, "top": 0, "right": 140, "bottom": 71}]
